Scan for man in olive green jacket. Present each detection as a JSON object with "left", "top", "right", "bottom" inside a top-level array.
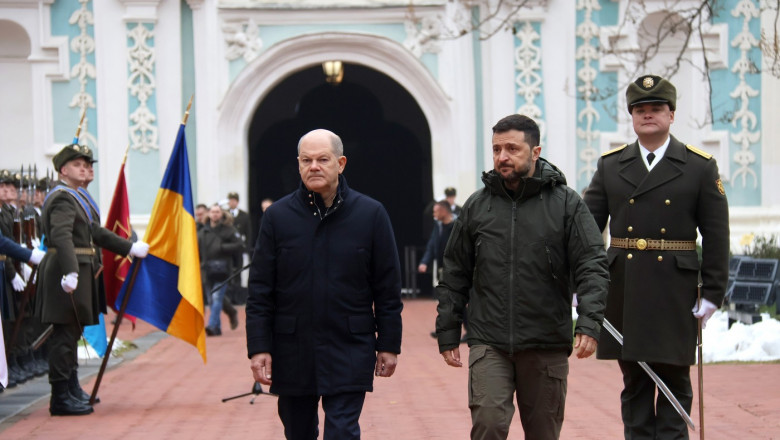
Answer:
[{"left": 436, "top": 114, "right": 609, "bottom": 440}]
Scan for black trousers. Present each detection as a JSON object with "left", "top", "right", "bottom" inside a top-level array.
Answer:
[
  {"left": 47, "top": 321, "right": 81, "bottom": 383},
  {"left": 277, "top": 392, "right": 366, "bottom": 440},
  {"left": 618, "top": 360, "right": 692, "bottom": 440}
]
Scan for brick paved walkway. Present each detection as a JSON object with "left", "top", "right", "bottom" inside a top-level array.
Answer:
[{"left": 0, "top": 299, "right": 777, "bottom": 439}]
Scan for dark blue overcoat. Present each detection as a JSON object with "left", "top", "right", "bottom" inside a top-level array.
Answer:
[{"left": 246, "top": 175, "right": 403, "bottom": 396}]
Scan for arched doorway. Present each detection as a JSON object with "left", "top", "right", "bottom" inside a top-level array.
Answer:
[{"left": 248, "top": 63, "right": 433, "bottom": 290}]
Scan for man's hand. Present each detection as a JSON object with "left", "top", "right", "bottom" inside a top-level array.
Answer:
[
  {"left": 11, "top": 274, "right": 26, "bottom": 292},
  {"left": 441, "top": 347, "right": 462, "bottom": 368},
  {"left": 375, "top": 351, "right": 398, "bottom": 377},
  {"left": 573, "top": 333, "right": 597, "bottom": 359},
  {"left": 250, "top": 352, "right": 273, "bottom": 385},
  {"left": 61, "top": 272, "right": 78, "bottom": 293},
  {"left": 692, "top": 298, "right": 718, "bottom": 329},
  {"left": 129, "top": 241, "right": 150, "bottom": 258},
  {"left": 417, "top": 263, "right": 427, "bottom": 273},
  {"left": 29, "top": 248, "right": 45, "bottom": 265}
]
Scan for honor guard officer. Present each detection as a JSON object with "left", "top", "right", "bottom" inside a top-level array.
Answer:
[
  {"left": 584, "top": 75, "right": 730, "bottom": 438},
  {"left": 35, "top": 144, "right": 150, "bottom": 416}
]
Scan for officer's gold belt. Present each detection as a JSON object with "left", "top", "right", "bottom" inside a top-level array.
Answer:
[
  {"left": 48, "top": 247, "right": 97, "bottom": 256},
  {"left": 610, "top": 237, "right": 696, "bottom": 251},
  {"left": 0, "top": 255, "right": 5, "bottom": 261}
]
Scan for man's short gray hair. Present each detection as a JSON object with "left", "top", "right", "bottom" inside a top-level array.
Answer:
[{"left": 297, "top": 129, "right": 344, "bottom": 157}]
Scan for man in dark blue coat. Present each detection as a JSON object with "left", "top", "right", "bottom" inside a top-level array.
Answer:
[{"left": 246, "top": 128, "right": 403, "bottom": 440}]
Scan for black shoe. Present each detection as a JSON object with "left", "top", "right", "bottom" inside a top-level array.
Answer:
[
  {"left": 69, "top": 371, "right": 99, "bottom": 404},
  {"left": 8, "top": 358, "right": 27, "bottom": 385},
  {"left": 205, "top": 326, "right": 222, "bottom": 336},
  {"left": 50, "top": 381, "right": 93, "bottom": 416},
  {"left": 228, "top": 309, "right": 239, "bottom": 330}
]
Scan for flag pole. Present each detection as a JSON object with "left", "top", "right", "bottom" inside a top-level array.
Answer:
[
  {"left": 89, "top": 262, "right": 141, "bottom": 405},
  {"left": 73, "top": 109, "right": 86, "bottom": 144}
]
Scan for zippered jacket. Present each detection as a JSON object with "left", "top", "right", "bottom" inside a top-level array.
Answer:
[{"left": 436, "top": 158, "right": 609, "bottom": 354}]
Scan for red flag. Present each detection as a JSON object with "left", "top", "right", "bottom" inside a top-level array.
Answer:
[{"left": 102, "top": 161, "right": 137, "bottom": 326}]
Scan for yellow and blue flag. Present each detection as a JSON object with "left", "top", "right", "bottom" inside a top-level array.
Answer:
[{"left": 117, "top": 124, "right": 206, "bottom": 362}]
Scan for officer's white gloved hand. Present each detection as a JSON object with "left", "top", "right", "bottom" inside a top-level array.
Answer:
[
  {"left": 31, "top": 237, "right": 41, "bottom": 249},
  {"left": 29, "top": 248, "right": 45, "bottom": 265},
  {"left": 21, "top": 263, "right": 32, "bottom": 281},
  {"left": 692, "top": 298, "right": 718, "bottom": 329},
  {"left": 129, "top": 241, "right": 150, "bottom": 258},
  {"left": 11, "top": 273, "right": 26, "bottom": 292},
  {"left": 61, "top": 272, "right": 78, "bottom": 293}
]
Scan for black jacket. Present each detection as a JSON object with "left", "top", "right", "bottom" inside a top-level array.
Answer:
[
  {"left": 246, "top": 175, "right": 403, "bottom": 396},
  {"left": 197, "top": 222, "right": 244, "bottom": 283},
  {"left": 436, "top": 158, "right": 609, "bottom": 354}
]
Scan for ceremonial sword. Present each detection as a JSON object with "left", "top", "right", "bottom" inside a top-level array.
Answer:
[{"left": 602, "top": 319, "right": 696, "bottom": 431}]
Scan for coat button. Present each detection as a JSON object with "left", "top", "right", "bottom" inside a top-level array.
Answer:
[
  {"left": 627, "top": 253, "right": 633, "bottom": 260},
  {"left": 665, "top": 199, "right": 671, "bottom": 205},
  {"left": 627, "top": 226, "right": 633, "bottom": 232},
  {"left": 629, "top": 199, "right": 635, "bottom": 205},
  {"left": 657, "top": 256, "right": 663, "bottom": 262},
  {"left": 660, "top": 228, "right": 666, "bottom": 234}
]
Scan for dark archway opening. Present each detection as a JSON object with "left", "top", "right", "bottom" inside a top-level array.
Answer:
[{"left": 248, "top": 63, "right": 434, "bottom": 295}]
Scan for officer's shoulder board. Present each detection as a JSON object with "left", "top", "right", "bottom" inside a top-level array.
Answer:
[
  {"left": 601, "top": 144, "right": 627, "bottom": 157},
  {"left": 686, "top": 144, "right": 712, "bottom": 160}
]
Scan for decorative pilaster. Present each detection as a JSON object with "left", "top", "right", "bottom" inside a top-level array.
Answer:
[
  {"left": 69, "top": 0, "right": 97, "bottom": 149},
  {"left": 127, "top": 22, "right": 158, "bottom": 153},
  {"left": 514, "top": 21, "right": 545, "bottom": 144},
  {"left": 575, "top": 0, "right": 602, "bottom": 187},
  {"left": 729, "top": 0, "right": 761, "bottom": 189}
]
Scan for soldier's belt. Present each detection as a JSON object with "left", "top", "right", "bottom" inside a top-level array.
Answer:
[
  {"left": 0, "top": 255, "right": 5, "bottom": 261},
  {"left": 48, "top": 247, "right": 97, "bottom": 256},
  {"left": 610, "top": 237, "right": 696, "bottom": 251}
]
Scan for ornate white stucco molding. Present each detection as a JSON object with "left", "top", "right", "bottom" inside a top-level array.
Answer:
[
  {"left": 127, "top": 23, "right": 158, "bottom": 153},
  {"left": 575, "top": 0, "right": 602, "bottom": 183},
  {"left": 69, "top": 0, "right": 97, "bottom": 149},
  {"left": 514, "top": 20, "right": 545, "bottom": 143},
  {"left": 223, "top": 18, "right": 263, "bottom": 62},
  {"left": 729, "top": 0, "right": 761, "bottom": 189}
]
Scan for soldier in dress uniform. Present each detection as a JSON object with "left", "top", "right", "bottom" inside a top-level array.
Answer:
[
  {"left": 584, "top": 75, "right": 730, "bottom": 439},
  {"left": 35, "top": 144, "right": 150, "bottom": 416}
]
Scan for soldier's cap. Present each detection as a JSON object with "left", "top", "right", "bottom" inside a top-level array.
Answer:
[
  {"left": 37, "top": 177, "right": 51, "bottom": 191},
  {"left": 444, "top": 187, "right": 456, "bottom": 197},
  {"left": 52, "top": 144, "right": 94, "bottom": 173},
  {"left": 0, "top": 169, "right": 12, "bottom": 184},
  {"left": 227, "top": 192, "right": 239, "bottom": 201},
  {"left": 626, "top": 75, "right": 676, "bottom": 113}
]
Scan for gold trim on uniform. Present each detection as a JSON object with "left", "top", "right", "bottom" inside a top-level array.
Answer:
[
  {"left": 602, "top": 144, "right": 627, "bottom": 157},
  {"left": 685, "top": 144, "right": 712, "bottom": 159},
  {"left": 716, "top": 179, "right": 725, "bottom": 196}
]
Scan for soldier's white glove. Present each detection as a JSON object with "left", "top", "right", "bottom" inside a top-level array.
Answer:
[
  {"left": 29, "top": 248, "right": 45, "bottom": 265},
  {"left": 692, "top": 298, "right": 718, "bottom": 329},
  {"left": 61, "top": 272, "right": 78, "bottom": 293},
  {"left": 129, "top": 241, "right": 150, "bottom": 258},
  {"left": 31, "top": 237, "right": 41, "bottom": 249},
  {"left": 21, "top": 264, "right": 32, "bottom": 282},
  {"left": 11, "top": 273, "right": 26, "bottom": 292}
]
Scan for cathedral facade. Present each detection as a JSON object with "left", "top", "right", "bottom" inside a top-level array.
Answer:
[{"left": 1, "top": 0, "right": 777, "bottom": 252}]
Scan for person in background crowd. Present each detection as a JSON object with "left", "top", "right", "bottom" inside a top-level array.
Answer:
[
  {"left": 444, "top": 187, "right": 462, "bottom": 219},
  {"left": 198, "top": 204, "right": 243, "bottom": 336}
]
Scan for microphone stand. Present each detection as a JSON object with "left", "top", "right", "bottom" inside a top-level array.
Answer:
[
  {"left": 222, "top": 381, "right": 277, "bottom": 404},
  {"left": 210, "top": 262, "right": 251, "bottom": 295}
]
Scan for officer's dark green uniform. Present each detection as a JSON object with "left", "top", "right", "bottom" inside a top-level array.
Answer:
[
  {"left": 584, "top": 75, "right": 730, "bottom": 439},
  {"left": 36, "top": 144, "right": 133, "bottom": 416}
]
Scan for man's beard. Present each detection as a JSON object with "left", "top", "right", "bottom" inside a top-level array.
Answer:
[{"left": 500, "top": 157, "right": 533, "bottom": 186}]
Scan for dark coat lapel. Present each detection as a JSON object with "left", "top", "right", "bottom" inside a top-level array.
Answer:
[
  {"left": 617, "top": 142, "right": 647, "bottom": 189},
  {"left": 630, "top": 136, "right": 686, "bottom": 198}
]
